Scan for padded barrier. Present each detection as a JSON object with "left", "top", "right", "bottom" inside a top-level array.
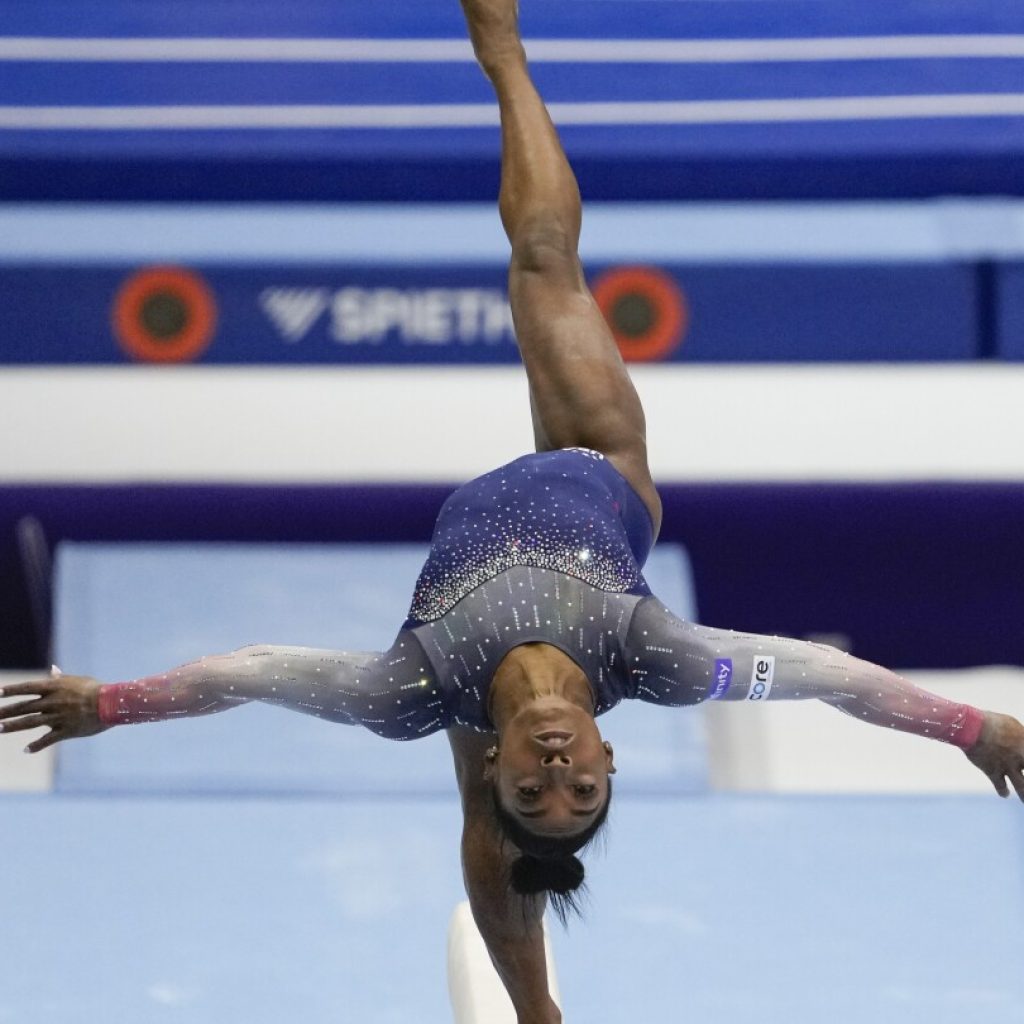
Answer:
[
  {"left": 0, "top": 793, "right": 1019, "bottom": 1024},
  {"left": 3, "top": 1, "right": 1024, "bottom": 201},
  {"left": 53, "top": 541, "right": 706, "bottom": 796}
]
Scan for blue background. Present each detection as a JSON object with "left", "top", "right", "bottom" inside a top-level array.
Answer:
[{"left": 2, "top": 1, "right": 1024, "bottom": 200}]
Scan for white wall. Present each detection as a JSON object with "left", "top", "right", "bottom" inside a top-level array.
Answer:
[{"left": 2, "top": 363, "right": 1023, "bottom": 483}]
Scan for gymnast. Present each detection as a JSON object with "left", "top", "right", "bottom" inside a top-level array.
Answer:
[{"left": 3, "top": 2, "right": 1024, "bottom": 1022}]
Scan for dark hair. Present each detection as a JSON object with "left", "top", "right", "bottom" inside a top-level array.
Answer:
[{"left": 490, "top": 779, "right": 613, "bottom": 926}]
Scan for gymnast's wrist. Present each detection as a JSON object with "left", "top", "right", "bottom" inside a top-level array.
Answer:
[
  {"left": 952, "top": 705, "right": 986, "bottom": 751},
  {"left": 96, "top": 683, "right": 126, "bottom": 725}
]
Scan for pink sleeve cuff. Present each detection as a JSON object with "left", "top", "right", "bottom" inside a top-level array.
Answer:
[
  {"left": 97, "top": 684, "right": 124, "bottom": 725},
  {"left": 952, "top": 705, "right": 985, "bottom": 750}
]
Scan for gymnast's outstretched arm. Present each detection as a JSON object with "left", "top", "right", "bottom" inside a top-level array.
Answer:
[
  {"left": 625, "top": 597, "right": 1024, "bottom": 801},
  {"left": 449, "top": 728, "right": 562, "bottom": 1024},
  {"left": 0, "top": 637, "right": 441, "bottom": 752}
]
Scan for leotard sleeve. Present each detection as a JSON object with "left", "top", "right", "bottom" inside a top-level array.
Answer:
[
  {"left": 96, "top": 634, "right": 445, "bottom": 741},
  {"left": 623, "top": 597, "right": 984, "bottom": 750}
]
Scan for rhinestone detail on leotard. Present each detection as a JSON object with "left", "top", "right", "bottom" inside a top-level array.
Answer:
[{"left": 408, "top": 449, "right": 646, "bottom": 623}]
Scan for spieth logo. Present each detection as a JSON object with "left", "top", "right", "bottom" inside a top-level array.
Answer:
[
  {"left": 260, "top": 288, "right": 330, "bottom": 341},
  {"left": 709, "top": 658, "right": 733, "bottom": 700},
  {"left": 260, "top": 286, "right": 515, "bottom": 346},
  {"left": 745, "top": 656, "right": 776, "bottom": 701}
]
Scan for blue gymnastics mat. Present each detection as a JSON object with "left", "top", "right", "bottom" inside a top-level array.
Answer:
[
  {"left": 52, "top": 542, "right": 707, "bottom": 796},
  {"left": 0, "top": 794, "right": 1019, "bottom": 1024},
  {"left": 3, "top": 1, "right": 1024, "bottom": 200}
]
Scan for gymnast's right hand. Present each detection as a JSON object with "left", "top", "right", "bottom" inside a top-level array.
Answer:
[
  {"left": 0, "top": 674, "right": 108, "bottom": 753},
  {"left": 964, "top": 711, "right": 1024, "bottom": 802}
]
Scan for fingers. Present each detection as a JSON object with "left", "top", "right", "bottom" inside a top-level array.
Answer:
[
  {"left": 0, "top": 710, "right": 64, "bottom": 753},
  {"left": 0, "top": 674, "right": 72, "bottom": 754},
  {"left": 1010, "top": 763, "right": 1024, "bottom": 804},
  {"left": 0, "top": 696, "right": 50, "bottom": 721},
  {"left": 24, "top": 728, "right": 64, "bottom": 755},
  {"left": 988, "top": 771, "right": 1010, "bottom": 798},
  {"left": 0, "top": 713, "right": 58, "bottom": 735},
  {"left": 0, "top": 681, "right": 56, "bottom": 698}
]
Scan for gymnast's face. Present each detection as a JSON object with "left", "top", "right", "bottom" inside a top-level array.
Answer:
[{"left": 491, "top": 705, "right": 615, "bottom": 836}]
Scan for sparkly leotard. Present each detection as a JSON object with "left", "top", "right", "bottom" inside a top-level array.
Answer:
[{"left": 98, "top": 449, "right": 984, "bottom": 750}]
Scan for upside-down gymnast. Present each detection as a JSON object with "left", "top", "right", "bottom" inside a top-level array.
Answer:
[{"left": 3, "top": 3, "right": 1024, "bottom": 1023}]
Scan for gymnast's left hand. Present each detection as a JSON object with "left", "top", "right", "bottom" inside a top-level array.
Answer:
[
  {"left": 0, "top": 674, "right": 108, "bottom": 753},
  {"left": 964, "top": 712, "right": 1024, "bottom": 803}
]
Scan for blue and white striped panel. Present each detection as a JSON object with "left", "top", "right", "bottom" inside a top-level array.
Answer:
[{"left": 2, "top": 1, "right": 1024, "bottom": 199}]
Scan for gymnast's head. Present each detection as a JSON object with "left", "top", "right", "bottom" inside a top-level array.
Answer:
[{"left": 485, "top": 642, "right": 616, "bottom": 922}]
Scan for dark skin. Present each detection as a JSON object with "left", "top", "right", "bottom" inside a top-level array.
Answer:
[
  {"left": 0, "top": 674, "right": 107, "bottom": 752},
  {"left": 449, "top": 726, "right": 562, "bottom": 1024},
  {"left": 486, "top": 643, "right": 615, "bottom": 836}
]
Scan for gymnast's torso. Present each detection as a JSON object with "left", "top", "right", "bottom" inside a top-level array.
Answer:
[{"left": 400, "top": 447, "right": 656, "bottom": 732}]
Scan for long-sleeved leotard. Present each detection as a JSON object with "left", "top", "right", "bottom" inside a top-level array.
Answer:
[
  {"left": 97, "top": 449, "right": 984, "bottom": 751},
  {"left": 98, "top": 640, "right": 445, "bottom": 741},
  {"left": 622, "top": 597, "right": 984, "bottom": 749}
]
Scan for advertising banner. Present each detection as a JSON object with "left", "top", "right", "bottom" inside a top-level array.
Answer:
[{"left": 0, "top": 261, "right": 979, "bottom": 364}]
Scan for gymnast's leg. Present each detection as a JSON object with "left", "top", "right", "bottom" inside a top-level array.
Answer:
[{"left": 461, "top": 0, "right": 663, "bottom": 537}]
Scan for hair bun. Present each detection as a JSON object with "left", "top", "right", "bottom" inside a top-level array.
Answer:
[{"left": 510, "top": 854, "right": 585, "bottom": 896}]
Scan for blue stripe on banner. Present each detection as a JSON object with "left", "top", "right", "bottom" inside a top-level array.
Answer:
[
  {"left": 3, "top": 152, "right": 1021, "bottom": 202},
  {"left": 0, "top": 262, "right": 980, "bottom": 365},
  {"left": 5, "top": 59, "right": 1024, "bottom": 107}
]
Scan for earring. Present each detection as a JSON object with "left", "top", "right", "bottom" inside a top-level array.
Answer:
[{"left": 485, "top": 746, "right": 498, "bottom": 761}]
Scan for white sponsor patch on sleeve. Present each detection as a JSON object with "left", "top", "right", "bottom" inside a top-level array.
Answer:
[{"left": 745, "top": 655, "right": 775, "bottom": 701}]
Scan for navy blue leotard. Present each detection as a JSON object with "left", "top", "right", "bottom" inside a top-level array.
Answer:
[{"left": 99, "top": 449, "right": 984, "bottom": 750}]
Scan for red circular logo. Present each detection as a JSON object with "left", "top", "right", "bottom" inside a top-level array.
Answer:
[
  {"left": 112, "top": 266, "right": 217, "bottom": 364},
  {"left": 592, "top": 266, "right": 688, "bottom": 362}
]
